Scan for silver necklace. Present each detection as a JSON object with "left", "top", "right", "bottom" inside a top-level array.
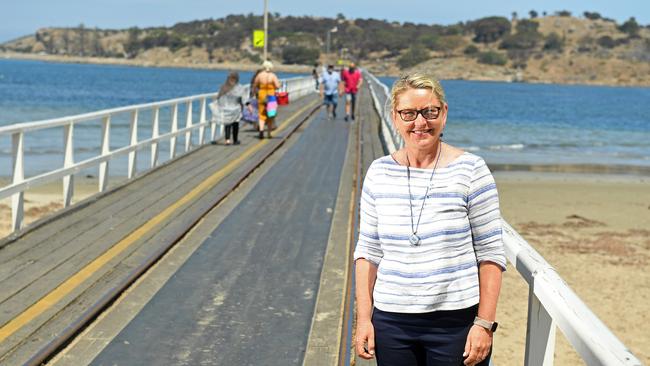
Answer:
[{"left": 406, "top": 143, "right": 442, "bottom": 246}]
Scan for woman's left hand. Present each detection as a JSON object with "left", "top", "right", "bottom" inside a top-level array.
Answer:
[{"left": 463, "top": 324, "right": 492, "bottom": 365}]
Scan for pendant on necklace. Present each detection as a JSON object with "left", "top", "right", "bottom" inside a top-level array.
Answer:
[{"left": 409, "top": 233, "right": 420, "bottom": 246}]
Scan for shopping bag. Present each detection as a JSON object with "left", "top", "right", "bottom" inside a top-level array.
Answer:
[
  {"left": 277, "top": 91, "right": 289, "bottom": 105},
  {"left": 266, "top": 95, "right": 278, "bottom": 118}
]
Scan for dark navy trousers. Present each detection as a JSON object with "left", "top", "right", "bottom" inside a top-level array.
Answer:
[{"left": 372, "top": 305, "right": 491, "bottom": 366}]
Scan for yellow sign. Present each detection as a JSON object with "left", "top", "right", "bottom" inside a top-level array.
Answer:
[{"left": 253, "top": 30, "right": 265, "bottom": 48}]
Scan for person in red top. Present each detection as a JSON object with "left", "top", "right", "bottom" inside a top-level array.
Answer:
[{"left": 341, "top": 62, "right": 363, "bottom": 121}]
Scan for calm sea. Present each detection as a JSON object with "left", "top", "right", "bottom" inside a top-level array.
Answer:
[
  {"left": 378, "top": 76, "right": 650, "bottom": 169},
  {"left": 0, "top": 59, "right": 298, "bottom": 176},
  {"left": 0, "top": 59, "right": 648, "bottom": 177}
]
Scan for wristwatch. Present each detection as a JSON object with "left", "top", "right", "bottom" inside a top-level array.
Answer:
[{"left": 473, "top": 316, "right": 498, "bottom": 332}]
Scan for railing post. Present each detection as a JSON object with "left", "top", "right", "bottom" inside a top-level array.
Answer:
[
  {"left": 170, "top": 103, "right": 178, "bottom": 159},
  {"left": 524, "top": 286, "right": 556, "bottom": 366},
  {"left": 184, "top": 100, "right": 193, "bottom": 152},
  {"left": 127, "top": 110, "right": 138, "bottom": 179},
  {"left": 151, "top": 107, "right": 160, "bottom": 168},
  {"left": 63, "top": 123, "right": 74, "bottom": 207},
  {"left": 198, "top": 98, "right": 206, "bottom": 145},
  {"left": 11, "top": 132, "right": 25, "bottom": 231},
  {"left": 210, "top": 99, "right": 217, "bottom": 142},
  {"left": 99, "top": 115, "right": 110, "bottom": 192}
]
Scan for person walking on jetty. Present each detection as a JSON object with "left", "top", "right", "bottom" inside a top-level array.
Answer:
[
  {"left": 253, "top": 61, "right": 281, "bottom": 139},
  {"left": 319, "top": 64, "right": 343, "bottom": 119},
  {"left": 341, "top": 62, "right": 362, "bottom": 121},
  {"left": 209, "top": 71, "right": 245, "bottom": 145},
  {"left": 312, "top": 63, "right": 321, "bottom": 90},
  {"left": 354, "top": 72, "right": 505, "bottom": 366}
]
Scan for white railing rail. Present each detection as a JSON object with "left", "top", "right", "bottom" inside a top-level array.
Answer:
[
  {"left": 364, "top": 71, "right": 642, "bottom": 366},
  {"left": 0, "top": 75, "right": 315, "bottom": 233}
]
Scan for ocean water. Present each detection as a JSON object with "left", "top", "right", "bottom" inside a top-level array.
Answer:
[
  {"left": 0, "top": 59, "right": 299, "bottom": 177},
  {"left": 0, "top": 59, "right": 648, "bottom": 178},
  {"left": 378, "top": 76, "right": 650, "bottom": 168}
]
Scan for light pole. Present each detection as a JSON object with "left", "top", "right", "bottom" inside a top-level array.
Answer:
[
  {"left": 326, "top": 26, "right": 337, "bottom": 58},
  {"left": 263, "top": 0, "right": 268, "bottom": 60}
]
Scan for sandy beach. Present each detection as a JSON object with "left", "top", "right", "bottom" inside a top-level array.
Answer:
[
  {"left": 494, "top": 172, "right": 650, "bottom": 365},
  {"left": 0, "top": 176, "right": 123, "bottom": 238},
  {"left": 0, "top": 170, "right": 648, "bottom": 364}
]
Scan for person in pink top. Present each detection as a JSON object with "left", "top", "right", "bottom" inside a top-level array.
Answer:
[{"left": 341, "top": 62, "right": 363, "bottom": 121}]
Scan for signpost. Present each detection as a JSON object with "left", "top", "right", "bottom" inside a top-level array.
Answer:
[{"left": 253, "top": 30, "right": 265, "bottom": 49}]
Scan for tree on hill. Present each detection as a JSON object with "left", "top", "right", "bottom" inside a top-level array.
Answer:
[
  {"left": 583, "top": 11, "right": 602, "bottom": 20},
  {"left": 397, "top": 46, "right": 429, "bottom": 69},
  {"left": 471, "top": 16, "right": 511, "bottom": 43},
  {"left": 282, "top": 46, "right": 319, "bottom": 64},
  {"left": 529, "top": 10, "right": 538, "bottom": 19},
  {"left": 619, "top": 17, "right": 640, "bottom": 37},
  {"left": 543, "top": 32, "right": 564, "bottom": 52},
  {"left": 92, "top": 28, "right": 104, "bottom": 56},
  {"left": 124, "top": 27, "right": 140, "bottom": 58},
  {"left": 477, "top": 51, "right": 507, "bottom": 65},
  {"left": 499, "top": 19, "right": 542, "bottom": 50},
  {"left": 62, "top": 30, "right": 70, "bottom": 55},
  {"left": 78, "top": 23, "right": 86, "bottom": 56}
]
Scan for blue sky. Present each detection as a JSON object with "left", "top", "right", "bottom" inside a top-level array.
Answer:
[{"left": 2, "top": 0, "right": 647, "bottom": 43}]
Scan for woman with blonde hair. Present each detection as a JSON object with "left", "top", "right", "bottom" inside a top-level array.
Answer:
[
  {"left": 354, "top": 72, "right": 505, "bottom": 366},
  {"left": 253, "top": 60, "right": 281, "bottom": 139}
]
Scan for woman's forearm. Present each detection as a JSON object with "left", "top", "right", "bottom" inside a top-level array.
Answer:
[
  {"left": 355, "top": 259, "right": 378, "bottom": 322},
  {"left": 477, "top": 261, "right": 502, "bottom": 321}
]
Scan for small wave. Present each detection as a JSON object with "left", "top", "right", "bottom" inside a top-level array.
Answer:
[
  {"left": 488, "top": 144, "right": 524, "bottom": 150},
  {"left": 0, "top": 147, "right": 101, "bottom": 156},
  {"left": 463, "top": 146, "right": 481, "bottom": 152}
]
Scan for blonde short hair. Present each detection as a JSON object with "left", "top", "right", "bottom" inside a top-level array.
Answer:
[
  {"left": 262, "top": 60, "right": 274, "bottom": 71},
  {"left": 390, "top": 72, "right": 446, "bottom": 110}
]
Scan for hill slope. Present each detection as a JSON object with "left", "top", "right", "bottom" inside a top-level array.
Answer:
[{"left": 1, "top": 13, "right": 649, "bottom": 86}]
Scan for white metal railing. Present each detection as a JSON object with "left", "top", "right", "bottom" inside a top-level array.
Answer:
[
  {"left": 0, "top": 75, "right": 315, "bottom": 233},
  {"left": 364, "top": 71, "right": 642, "bottom": 366}
]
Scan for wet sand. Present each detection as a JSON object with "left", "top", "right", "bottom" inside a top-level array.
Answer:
[{"left": 0, "top": 170, "right": 648, "bottom": 364}]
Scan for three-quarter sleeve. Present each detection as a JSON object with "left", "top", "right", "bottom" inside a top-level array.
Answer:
[
  {"left": 467, "top": 157, "right": 507, "bottom": 270},
  {"left": 353, "top": 169, "right": 383, "bottom": 266}
]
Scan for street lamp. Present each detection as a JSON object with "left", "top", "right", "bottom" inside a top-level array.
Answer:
[{"left": 326, "top": 26, "right": 338, "bottom": 56}]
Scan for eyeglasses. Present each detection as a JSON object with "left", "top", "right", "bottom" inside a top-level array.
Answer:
[{"left": 396, "top": 107, "right": 442, "bottom": 122}]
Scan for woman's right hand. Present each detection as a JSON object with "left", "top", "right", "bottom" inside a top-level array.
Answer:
[{"left": 355, "top": 319, "right": 375, "bottom": 359}]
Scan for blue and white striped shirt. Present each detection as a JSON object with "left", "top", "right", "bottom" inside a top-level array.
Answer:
[{"left": 353, "top": 152, "right": 506, "bottom": 313}]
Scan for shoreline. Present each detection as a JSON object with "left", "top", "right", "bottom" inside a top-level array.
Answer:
[
  {"left": 488, "top": 163, "right": 650, "bottom": 177},
  {"left": 0, "top": 52, "right": 312, "bottom": 74},
  {"left": 3, "top": 52, "right": 650, "bottom": 88}
]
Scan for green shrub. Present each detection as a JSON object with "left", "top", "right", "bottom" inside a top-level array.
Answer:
[
  {"left": 471, "top": 16, "right": 511, "bottom": 43},
  {"left": 245, "top": 52, "right": 262, "bottom": 64},
  {"left": 543, "top": 32, "right": 564, "bottom": 51},
  {"left": 619, "top": 17, "right": 640, "bottom": 37},
  {"left": 477, "top": 51, "right": 507, "bottom": 65},
  {"left": 282, "top": 46, "right": 319, "bottom": 64},
  {"left": 397, "top": 46, "right": 430, "bottom": 69},
  {"left": 500, "top": 32, "right": 541, "bottom": 49},
  {"left": 597, "top": 36, "right": 616, "bottom": 48},
  {"left": 464, "top": 45, "right": 479, "bottom": 55},
  {"left": 583, "top": 11, "right": 602, "bottom": 20}
]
